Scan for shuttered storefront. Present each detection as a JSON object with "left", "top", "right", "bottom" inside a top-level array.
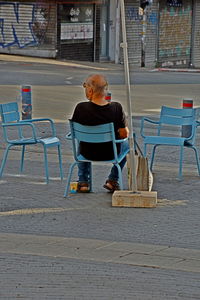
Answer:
[
  {"left": 158, "top": 0, "right": 192, "bottom": 68},
  {"left": 122, "top": 0, "right": 158, "bottom": 67},
  {"left": 192, "top": 0, "right": 200, "bottom": 67},
  {"left": 57, "top": 2, "right": 99, "bottom": 61},
  {"left": 123, "top": 0, "right": 141, "bottom": 65},
  {"left": 0, "top": 0, "right": 57, "bottom": 57},
  {"left": 0, "top": 0, "right": 101, "bottom": 61},
  {"left": 145, "top": 0, "right": 158, "bottom": 67}
]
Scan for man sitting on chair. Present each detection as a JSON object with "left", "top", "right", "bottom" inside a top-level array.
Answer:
[{"left": 71, "top": 74, "right": 129, "bottom": 192}]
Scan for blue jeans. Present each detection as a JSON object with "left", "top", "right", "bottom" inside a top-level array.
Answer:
[{"left": 78, "top": 140, "right": 129, "bottom": 183}]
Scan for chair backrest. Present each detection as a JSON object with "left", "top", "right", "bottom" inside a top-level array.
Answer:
[
  {"left": 160, "top": 106, "right": 195, "bottom": 126},
  {"left": 158, "top": 106, "right": 197, "bottom": 143},
  {"left": 0, "top": 102, "right": 20, "bottom": 123},
  {"left": 0, "top": 102, "right": 22, "bottom": 143},
  {"left": 69, "top": 121, "right": 118, "bottom": 161}
]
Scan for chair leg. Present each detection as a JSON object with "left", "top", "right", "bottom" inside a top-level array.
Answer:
[
  {"left": 192, "top": 146, "right": 200, "bottom": 175},
  {"left": 89, "top": 163, "right": 93, "bottom": 192},
  {"left": 43, "top": 145, "right": 49, "bottom": 184},
  {"left": 144, "top": 143, "right": 147, "bottom": 157},
  {"left": 57, "top": 144, "right": 63, "bottom": 181},
  {"left": 116, "top": 164, "right": 123, "bottom": 190},
  {"left": 20, "top": 145, "right": 26, "bottom": 172},
  {"left": 179, "top": 146, "right": 184, "bottom": 179},
  {"left": 150, "top": 145, "right": 157, "bottom": 171},
  {"left": 64, "top": 162, "right": 77, "bottom": 197},
  {"left": 0, "top": 144, "right": 12, "bottom": 177}
]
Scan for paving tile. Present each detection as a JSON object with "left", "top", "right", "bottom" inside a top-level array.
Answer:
[
  {"left": 97, "top": 241, "right": 168, "bottom": 254},
  {"left": 113, "top": 252, "right": 182, "bottom": 269},
  {"left": 170, "top": 259, "right": 200, "bottom": 273},
  {"left": 155, "top": 246, "right": 200, "bottom": 260}
]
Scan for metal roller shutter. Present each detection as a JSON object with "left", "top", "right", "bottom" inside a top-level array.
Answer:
[
  {"left": 144, "top": 0, "right": 158, "bottom": 67},
  {"left": 158, "top": 0, "right": 192, "bottom": 68},
  {"left": 193, "top": 0, "right": 200, "bottom": 67},
  {"left": 122, "top": 0, "right": 157, "bottom": 67},
  {"left": 0, "top": 1, "right": 57, "bottom": 57},
  {"left": 123, "top": 0, "right": 141, "bottom": 65}
]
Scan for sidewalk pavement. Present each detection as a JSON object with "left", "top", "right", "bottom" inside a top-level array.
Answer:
[
  {"left": 0, "top": 54, "right": 124, "bottom": 71},
  {"left": 0, "top": 118, "right": 200, "bottom": 299},
  {"left": 0, "top": 55, "right": 200, "bottom": 299},
  {"left": 1, "top": 53, "right": 200, "bottom": 73}
]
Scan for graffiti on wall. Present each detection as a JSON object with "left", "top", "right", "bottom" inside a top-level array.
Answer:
[
  {"left": 0, "top": 2, "right": 53, "bottom": 49},
  {"left": 0, "top": 3, "right": 38, "bottom": 48},
  {"left": 33, "top": 6, "right": 50, "bottom": 44},
  {"left": 159, "top": 6, "right": 192, "bottom": 61},
  {"left": 127, "top": 7, "right": 158, "bottom": 26}
]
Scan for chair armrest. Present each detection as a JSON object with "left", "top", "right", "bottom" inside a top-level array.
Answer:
[
  {"left": 142, "top": 117, "right": 159, "bottom": 125},
  {"left": 23, "top": 118, "right": 56, "bottom": 136},
  {"left": 140, "top": 117, "right": 160, "bottom": 138},
  {"left": 66, "top": 132, "right": 72, "bottom": 140},
  {"left": 196, "top": 120, "right": 200, "bottom": 127},
  {"left": 2, "top": 121, "right": 38, "bottom": 142},
  {"left": 186, "top": 120, "right": 200, "bottom": 142},
  {"left": 115, "top": 137, "right": 128, "bottom": 143}
]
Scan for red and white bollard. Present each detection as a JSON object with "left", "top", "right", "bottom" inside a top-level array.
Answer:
[
  {"left": 182, "top": 99, "right": 193, "bottom": 109},
  {"left": 182, "top": 98, "right": 193, "bottom": 138},
  {"left": 105, "top": 92, "right": 111, "bottom": 102},
  {"left": 21, "top": 85, "right": 32, "bottom": 120}
]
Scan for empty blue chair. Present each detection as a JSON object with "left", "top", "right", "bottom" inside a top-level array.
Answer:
[
  {"left": 0, "top": 102, "right": 63, "bottom": 183},
  {"left": 140, "top": 106, "right": 200, "bottom": 179},
  {"left": 64, "top": 121, "right": 129, "bottom": 197}
]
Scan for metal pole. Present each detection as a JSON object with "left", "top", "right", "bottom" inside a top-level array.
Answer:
[
  {"left": 120, "top": 0, "right": 137, "bottom": 192},
  {"left": 115, "top": 0, "right": 121, "bottom": 63},
  {"left": 141, "top": 8, "right": 147, "bottom": 67}
]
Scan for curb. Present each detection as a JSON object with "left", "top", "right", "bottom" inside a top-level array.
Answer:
[
  {"left": 152, "top": 68, "right": 200, "bottom": 73},
  {"left": 2, "top": 54, "right": 200, "bottom": 73},
  {"left": 0, "top": 54, "right": 122, "bottom": 71}
]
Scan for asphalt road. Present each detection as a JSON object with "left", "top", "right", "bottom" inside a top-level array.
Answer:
[
  {"left": 1, "top": 60, "right": 200, "bottom": 86},
  {"left": 1, "top": 58, "right": 200, "bottom": 122}
]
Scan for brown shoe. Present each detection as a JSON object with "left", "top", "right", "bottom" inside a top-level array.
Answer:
[
  {"left": 77, "top": 182, "right": 90, "bottom": 193},
  {"left": 103, "top": 179, "right": 120, "bottom": 193}
]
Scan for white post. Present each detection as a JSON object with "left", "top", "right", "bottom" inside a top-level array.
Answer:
[{"left": 120, "top": 0, "right": 137, "bottom": 192}]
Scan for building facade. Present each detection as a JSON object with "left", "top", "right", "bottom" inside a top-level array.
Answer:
[
  {"left": 0, "top": 0, "right": 200, "bottom": 68},
  {"left": 122, "top": 0, "right": 200, "bottom": 68},
  {"left": 0, "top": 0, "right": 103, "bottom": 61}
]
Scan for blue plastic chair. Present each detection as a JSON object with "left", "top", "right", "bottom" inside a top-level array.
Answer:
[
  {"left": 64, "top": 121, "right": 129, "bottom": 197},
  {"left": 0, "top": 102, "right": 63, "bottom": 183},
  {"left": 140, "top": 106, "right": 200, "bottom": 179}
]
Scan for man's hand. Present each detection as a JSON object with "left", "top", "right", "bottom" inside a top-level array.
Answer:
[{"left": 118, "top": 127, "right": 129, "bottom": 139}]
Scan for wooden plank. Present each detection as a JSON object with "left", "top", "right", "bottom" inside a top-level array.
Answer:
[{"left": 112, "top": 190, "right": 157, "bottom": 208}]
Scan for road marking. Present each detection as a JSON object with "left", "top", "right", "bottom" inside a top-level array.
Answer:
[
  {"left": 0, "top": 180, "right": 7, "bottom": 184},
  {"left": 0, "top": 233, "right": 199, "bottom": 273},
  {"left": 158, "top": 199, "right": 188, "bottom": 206},
  {"left": 0, "top": 207, "right": 85, "bottom": 216},
  {"left": 0, "top": 173, "right": 64, "bottom": 181},
  {"left": 65, "top": 76, "right": 73, "bottom": 84}
]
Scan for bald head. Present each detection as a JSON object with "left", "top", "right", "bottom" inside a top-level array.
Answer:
[{"left": 85, "top": 74, "right": 108, "bottom": 97}]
